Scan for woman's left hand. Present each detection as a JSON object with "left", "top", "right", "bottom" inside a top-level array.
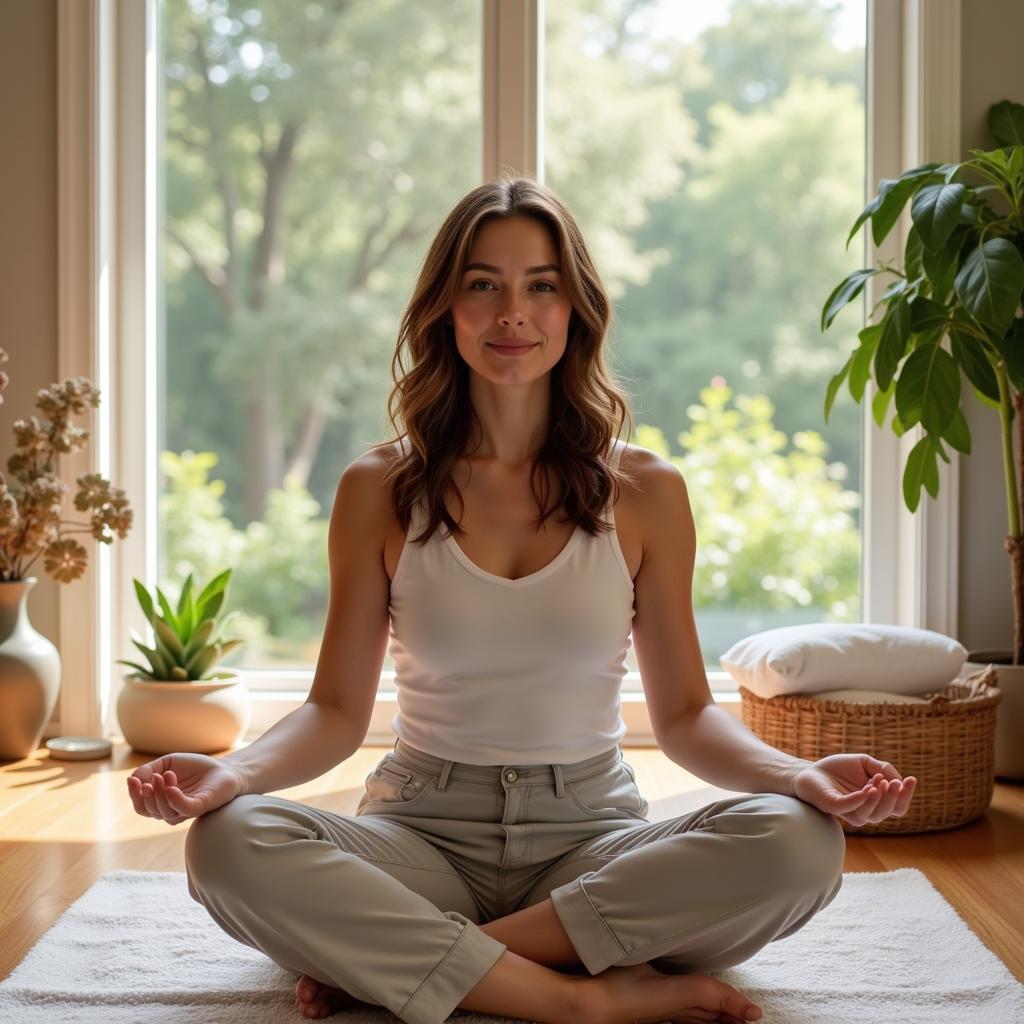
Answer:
[{"left": 787, "top": 754, "right": 917, "bottom": 827}]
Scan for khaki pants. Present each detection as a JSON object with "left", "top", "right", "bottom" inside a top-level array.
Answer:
[{"left": 185, "top": 738, "right": 845, "bottom": 1024}]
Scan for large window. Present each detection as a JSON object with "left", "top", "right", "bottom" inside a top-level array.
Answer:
[
  {"left": 544, "top": 0, "right": 866, "bottom": 671},
  {"left": 156, "top": 0, "right": 865, "bottom": 697},
  {"left": 159, "top": 0, "right": 483, "bottom": 684}
]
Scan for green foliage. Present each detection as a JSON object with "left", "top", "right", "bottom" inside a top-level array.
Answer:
[
  {"left": 636, "top": 380, "right": 860, "bottom": 617},
  {"left": 821, "top": 98, "right": 1024, "bottom": 520},
  {"left": 158, "top": 450, "right": 330, "bottom": 666},
  {"left": 115, "top": 567, "right": 244, "bottom": 681}
]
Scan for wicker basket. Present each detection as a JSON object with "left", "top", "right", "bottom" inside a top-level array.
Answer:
[{"left": 739, "top": 664, "right": 1003, "bottom": 834}]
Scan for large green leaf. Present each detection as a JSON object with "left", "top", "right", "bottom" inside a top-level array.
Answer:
[
  {"left": 893, "top": 341, "right": 960, "bottom": 436},
  {"left": 849, "top": 323, "right": 882, "bottom": 402},
  {"left": 989, "top": 100, "right": 1024, "bottom": 147},
  {"left": 987, "top": 316, "right": 1024, "bottom": 392},
  {"left": 903, "top": 436, "right": 940, "bottom": 513},
  {"left": 954, "top": 237, "right": 1024, "bottom": 334},
  {"left": 921, "top": 229, "right": 965, "bottom": 303},
  {"left": 874, "top": 295, "right": 913, "bottom": 391},
  {"left": 942, "top": 406, "right": 972, "bottom": 455},
  {"left": 910, "top": 182, "right": 966, "bottom": 252},
  {"left": 949, "top": 324, "right": 1000, "bottom": 402},
  {"left": 872, "top": 378, "right": 894, "bottom": 427},
  {"left": 823, "top": 352, "right": 853, "bottom": 425},
  {"left": 820, "top": 268, "right": 878, "bottom": 331}
]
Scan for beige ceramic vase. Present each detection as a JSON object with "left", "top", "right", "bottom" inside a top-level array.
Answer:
[{"left": 116, "top": 669, "right": 250, "bottom": 756}]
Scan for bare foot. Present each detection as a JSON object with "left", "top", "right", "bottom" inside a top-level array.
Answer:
[
  {"left": 581, "top": 962, "right": 763, "bottom": 1024},
  {"left": 295, "top": 973, "right": 366, "bottom": 1019}
]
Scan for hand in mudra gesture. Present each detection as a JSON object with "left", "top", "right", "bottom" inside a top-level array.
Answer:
[
  {"left": 126, "top": 752, "right": 244, "bottom": 825},
  {"left": 790, "top": 753, "right": 917, "bottom": 828}
]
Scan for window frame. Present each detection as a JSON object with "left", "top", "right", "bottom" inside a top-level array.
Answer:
[{"left": 52, "top": 0, "right": 961, "bottom": 744}]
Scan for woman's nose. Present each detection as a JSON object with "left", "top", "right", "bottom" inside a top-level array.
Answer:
[{"left": 499, "top": 308, "right": 526, "bottom": 326}]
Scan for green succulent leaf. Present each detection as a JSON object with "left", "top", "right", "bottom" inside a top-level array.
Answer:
[
  {"left": 155, "top": 586, "right": 181, "bottom": 638},
  {"left": 177, "top": 572, "right": 195, "bottom": 638},
  {"left": 153, "top": 615, "right": 185, "bottom": 661},
  {"left": 131, "top": 637, "right": 173, "bottom": 679},
  {"left": 186, "top": 645, "right": 219, "bottom": 678},
  {"left": 133, "top": 578, "right": 156, "bottom": 627},
  {"left": 114, "top": 658, "right": 155, "bottom": 679},
  {"left": 195, "top": 569, "right": 232, "bottom": 622},
  {"left": 183, "top": 618, "right": 216, "bottom": 660}
]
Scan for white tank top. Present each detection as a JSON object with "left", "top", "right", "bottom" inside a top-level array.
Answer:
[{"left": 387, "top": 438, "right": 636, "bottom": 765}]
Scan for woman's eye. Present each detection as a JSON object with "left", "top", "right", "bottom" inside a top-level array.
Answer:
[{"left": 467, "top": 280, "right": 556, "bottom": 292}]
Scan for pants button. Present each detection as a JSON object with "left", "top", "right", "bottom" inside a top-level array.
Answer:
[{"left": 504, "top": 769, "right": 518, "bottom": 782}]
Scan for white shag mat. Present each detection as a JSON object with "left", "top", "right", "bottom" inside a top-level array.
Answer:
[{"left": 0, "top": 868, "right": 1021, "bottom": 1023}]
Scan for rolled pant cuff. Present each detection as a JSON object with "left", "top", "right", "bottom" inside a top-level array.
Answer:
[
  {"left": 550, "top": 873, "right": 627, "bottom": 975},
  {"left": 399, "top": 914, "right": 508, "bottom": 1024}
]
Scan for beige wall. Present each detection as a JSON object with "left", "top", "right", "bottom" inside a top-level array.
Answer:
[
  {"left": 958, "top": 0, "right": 1024, "bottom": 653},
  {"left": 0, "top": 0, "right": 59, "bottom": 645},
  {"left": 0, "top": 2, "right": 1020, "bottom": 670}
]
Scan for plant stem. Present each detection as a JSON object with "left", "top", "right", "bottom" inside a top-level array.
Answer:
[{"left": 996, "top": 363, "right": 1024, "bottom": 665}]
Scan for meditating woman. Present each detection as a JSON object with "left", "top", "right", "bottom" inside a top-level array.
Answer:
[{"left": 127, "top": 174, "right": 916, "bottom": 1024}]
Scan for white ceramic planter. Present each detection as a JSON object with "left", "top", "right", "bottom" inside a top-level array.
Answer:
[
  {"left": 116, "top": 670, "right": 251, "bottom": 756},
  {"left": 961, "top": 650, "right": 1024, "bottom": 781}
]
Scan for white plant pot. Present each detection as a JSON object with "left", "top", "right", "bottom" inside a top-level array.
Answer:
[
  {"left": 961, "top": 650, "right": 1024, "bottom": 781},
  {"left": 116, "top": 670, "right": 251, "bottom": 756}
]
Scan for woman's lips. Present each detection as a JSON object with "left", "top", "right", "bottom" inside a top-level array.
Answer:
[{"left": 488, "top": 342, "right": 537, "bottom": 356}]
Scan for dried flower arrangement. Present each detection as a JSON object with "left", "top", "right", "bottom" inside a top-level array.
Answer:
[{"left": 0, "top": 347, "right": 134, "bottom": 582}]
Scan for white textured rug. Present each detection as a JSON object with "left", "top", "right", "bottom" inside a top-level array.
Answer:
[{"left": 0, "top": 868, "right": 1021, "bottom": 1023}]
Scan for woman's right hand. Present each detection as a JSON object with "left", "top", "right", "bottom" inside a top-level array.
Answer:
[{"left": 126, "top": 753, "right": 245, "bottom": 825}]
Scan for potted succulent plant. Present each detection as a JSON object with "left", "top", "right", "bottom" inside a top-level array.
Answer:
[
  {"left": 0, "top": 347, "right": 134, "bottom": 761},
  {"left": 115, "top": 568, "right": 250, "bottom": 755},
  {"left": 820, "top": 98, "right": 1024, "bottom": 778}
]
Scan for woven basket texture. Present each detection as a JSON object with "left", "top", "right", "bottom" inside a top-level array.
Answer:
[{"left": 739, "top": 664, "right": 1002, "bottom": 834}]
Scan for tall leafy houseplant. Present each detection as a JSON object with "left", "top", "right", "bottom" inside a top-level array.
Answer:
[{"left": 820, "top": 99, "right": 1024, "bottom": 666}]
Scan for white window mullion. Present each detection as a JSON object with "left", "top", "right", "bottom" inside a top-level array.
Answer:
[
  {"left": 482, "top": 0, "right": 541, "bottom": 181},
  {"left": 863, "top": 0, "right": 961, "bottom": 635},
  {"left": 54, "top": 0, "right": 110, "bottom": 739},
  {"left": 103, "top": 0, "right": 162, "bottom": 741}
]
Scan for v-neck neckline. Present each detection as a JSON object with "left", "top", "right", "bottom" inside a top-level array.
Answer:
[{"left": 443, "top": 525, "right": 582, "bottom": 588}]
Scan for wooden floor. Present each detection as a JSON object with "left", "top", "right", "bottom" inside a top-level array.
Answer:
[{"left": 2, "top": 741, "right": 1023, "bottom": 985}]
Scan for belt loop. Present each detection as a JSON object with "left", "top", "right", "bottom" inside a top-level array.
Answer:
[
  {"left": 552, "top": 763, "right": 565, "bottom": 798},
  {"left": 437, "top": 759, "right": 454, "bottom": 791}
]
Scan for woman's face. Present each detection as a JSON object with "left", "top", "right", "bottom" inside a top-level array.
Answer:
[{"left": 448, "top": 216, "right": 574, "bottom": 384}]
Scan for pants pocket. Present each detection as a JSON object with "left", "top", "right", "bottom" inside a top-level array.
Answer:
[{"left": 566, "top": 759, "right": 648, "bottom": 819}]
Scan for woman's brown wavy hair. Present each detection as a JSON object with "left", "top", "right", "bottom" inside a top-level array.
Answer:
[{"left": 367, "top": 173, "right": 637, "bottom": 546}]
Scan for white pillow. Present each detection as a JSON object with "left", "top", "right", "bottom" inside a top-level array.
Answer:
[
  {"left": 803, "top": 688, "right": 928, "bottom": 704},
  {"left": 719, "top": 623, "right": 966, "bottom": 699}
]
